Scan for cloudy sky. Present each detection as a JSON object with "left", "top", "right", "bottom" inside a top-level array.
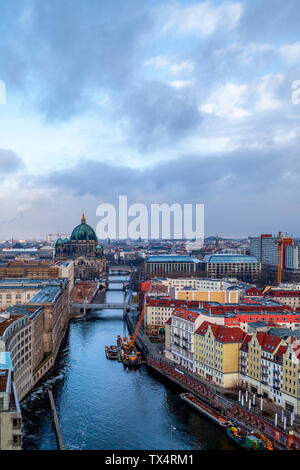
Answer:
[{"left": 1, "top": 0, "right": 300, "bottom": 239}]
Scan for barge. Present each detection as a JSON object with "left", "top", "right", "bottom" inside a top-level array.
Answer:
[{"left": 180, "top": 393, "right": 231, "bottom": 428}]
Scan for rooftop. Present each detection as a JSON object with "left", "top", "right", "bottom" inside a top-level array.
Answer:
[
  {"left": 146, "top": 255, "right": 200, "bottom": 263},
  {"left": 203, "top": 254, "right": 259, "bottom": 264}
]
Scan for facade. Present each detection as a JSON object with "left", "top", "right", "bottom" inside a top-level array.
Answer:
[
  {"left": 170, "top": 307, "right": 205, "bottom": 371},
  {"left": 267, "top": 289, "right": 300, "bottom": 309},
  {"left": 0, "top": 352, "right": 22, "bottom": 450},
  {"left": 0, "top": 260, "right": 61, "bottom": 279},
  {"left": 194, "top": 322, "right": 246, "bottom": 388},
  {"left": 286, "top": 244, "right": 300, "bottom": 270},
  {"left": 27, "top": 279, "right": 69, "bottom": 379},
  {"left": 202, "top": 254, "right": 260, "bottom": 279},
  {"left": 155, "top": 277, "right": 230, "bottom": 291},
  {"left": 250, "top": 234, "right": 298, "bottom": 271},
  {"left": 55, "top": 214, "right": 106, "bottom": 280},
  {"left": 144, "top": 298, "right": 203, "bottom": 336},
  {"left": 175, "top": 287, "right": 243, "bottom": 304},
  {"left": 0, "top": 279, "right": 42, "bottom": 308},
  {"left": 5, "top": 279, "right": 70, "bottom": 395},
  {"left": 0, "top": 313, "right": 33, "bottom": 402},
  {"left": 240, "top": 332, "right": 287, "bottom": 405},
  {"left": 145, "top": 255, "right": 201, "bottom": 277}
]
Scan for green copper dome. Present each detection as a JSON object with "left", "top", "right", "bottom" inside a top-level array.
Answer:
[
  {"left": 70, "top": 214, "right": 97, "bottom": 241},
  {"left": 56, "top": 238, "right": 63, "bottom": 245}
]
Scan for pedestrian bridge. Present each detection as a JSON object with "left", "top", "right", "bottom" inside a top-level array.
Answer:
[
  {"left": 71, "top": 303, "right": 137, "bottom": 311},
  {"left": 108, "top": 264, "right": 133, "bottom": 274}
]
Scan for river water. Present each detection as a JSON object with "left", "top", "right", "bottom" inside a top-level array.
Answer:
[{"left": 20, "top": 275, "right": 234, "bottom": 450}]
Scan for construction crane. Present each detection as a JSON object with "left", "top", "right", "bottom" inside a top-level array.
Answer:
[
  {"left": 276, "top": 232, "right": 294, "bottom": 286},
  {"left": 122, "top": 307, "right": 145, "bottom": 352}
]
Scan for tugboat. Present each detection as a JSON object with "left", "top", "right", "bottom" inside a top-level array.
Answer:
[
  {"left": 117, "top": 335, "right": 142, "bottom": 368},
  {"left": 226, "top": 425, "right": 274, "bottom": 450},
  {"left": 180, "top": 393, "right": 231, "bottom": 428},
  {"left": 122, "top": 350, "right": 142, "bottom": 368}
]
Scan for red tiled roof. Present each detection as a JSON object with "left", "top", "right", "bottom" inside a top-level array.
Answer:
[
  {"left": 245, "top": 287, "right": 263, "bottom": 296},
  {"left": 172, "top": 307, "right": 199, "bottom": 322},
  {"left": 195, "top": 321, "right": 246, "bottom": 343},
  {"left": 277, "top": 345, "right": 288, "bottom": 357},
  {"left": 255, "top": 332, "right": 283, "bottom": 353},
  {"left": 268, "top": 290, "right": 300, "bottom": 297},
  {"left": 241, "top": 334, "right": 252, "bottom": 350}
]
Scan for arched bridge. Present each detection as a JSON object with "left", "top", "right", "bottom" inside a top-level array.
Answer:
[{"left": 108, "top": 263, "right": 134, "bottom": 274}]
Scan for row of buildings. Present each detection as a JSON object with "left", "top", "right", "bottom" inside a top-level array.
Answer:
[
  {"left": 164, "top": 305, "right": 300, "bottom": 415},
  {"left": 139, "top": 275, "right": 300, "bottom": 416},
  {"left": 144, "top": 254, "right": 261, "bottom": 279},
  {"left": 0, "top": 278, "right": 70, "bottom": 449},
  {"left": 0, "top": 214, "right": 108, "bottom": 449}
]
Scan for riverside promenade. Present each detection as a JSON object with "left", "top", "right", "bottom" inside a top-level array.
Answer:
[{"left": 126, "top": 313, "right": 300, "bottom": 450}]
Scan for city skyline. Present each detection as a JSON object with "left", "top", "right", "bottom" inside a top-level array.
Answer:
[{"left": 1, "top": 0, "right": 300, "bottom": 238}]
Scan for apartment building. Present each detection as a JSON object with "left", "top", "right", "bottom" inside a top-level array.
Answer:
[
  {"left": 266, "top": 288, "right": 300, "bottom": 309},
  {"left": 144, "top": 298, "right": 203, "bottom": 336},
  {"left": 286, "top": 244, "right": 300, "bottom": 271},
  {"left": 194, "top": 322, "right": 246, "bottom": 388},
  {"left": 170, "top": 307, "right": 205, "bottom": 371},
  {"left": 0, "top": 352, "right": 22, "bottom": 450},
  {"left": 0, "top": 313, "right": 33, "bottom": 402}
]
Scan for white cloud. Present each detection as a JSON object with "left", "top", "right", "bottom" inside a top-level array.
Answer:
[
  {"left": 280, "top": 42, "right": 300, "bottom": 64},
  {"left": 168, "top": 80, "right": 194, "bottom": 89},
  {"left": 161, "top": 1, "right": 243, "bottom": 37},
  {"left": 144, "top": 55, "right": 194, "bottom": 75},
  {"left": 214, "top": 42, "right": 274, "bottom": 64},
  {"left": 200, "top": 83, "right": 251, "bottom": 119},
  {"left": 253, "top": 74, "right": 284, "bottom": 112}
]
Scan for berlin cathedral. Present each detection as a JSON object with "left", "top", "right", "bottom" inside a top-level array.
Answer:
[{"left": 55, "top": 214, "right": 107, "bottom": 280}]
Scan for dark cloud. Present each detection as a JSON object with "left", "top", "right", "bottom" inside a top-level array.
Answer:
[
  {"left": 26, "top": 138, "right": 300, "bottom": 237},
  {"left": 0, "top": 0, "right": 155, "bottom": 119},
  {"left": 119, "top": 81, "right": 202, "bottom": 151}
]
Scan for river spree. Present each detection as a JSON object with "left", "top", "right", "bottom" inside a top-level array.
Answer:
[{"left": 20, "top": 275, "right": 234, "bottom": 450}]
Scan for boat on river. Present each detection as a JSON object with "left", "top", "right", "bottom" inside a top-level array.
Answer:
[
  {"left": 226, "top": 425, "right": 274, "bottom": 450},
  {"left": 180, "top": 393, "right": 231, "bottom": 428},
  {"left": 105, "top": 345, "right": 119, "bottom": 360}
]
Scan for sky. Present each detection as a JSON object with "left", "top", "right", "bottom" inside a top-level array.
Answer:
[{"left": 1, "top": 0, "right": 300, "bottom": 239}]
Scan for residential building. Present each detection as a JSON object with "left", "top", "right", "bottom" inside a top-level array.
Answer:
[
  {"left": 0, "top": 313, "right": 32, "bottom": 401},
  {"left": 170, "top": 307, "right": 207, "bottom": 371},
  {"left": 0, "top": 352, "right": 22, "bottom": 450},
  {"left": 144, "top": 297, "right": 203, "bottom": 336},
  {"left": 194, "top": 322, "right": 246, "bottom": 388}
]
